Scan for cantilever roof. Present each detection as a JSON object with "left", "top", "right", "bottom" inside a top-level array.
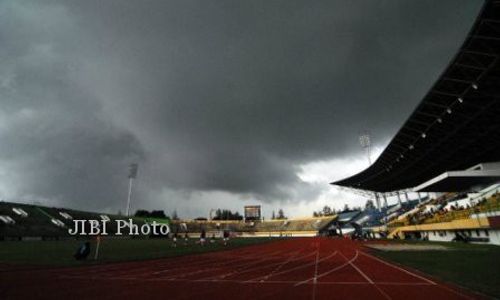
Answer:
[
  {"left": 333, "top": 0, "right": 500, "bottom": 192},
  {"left": 413, "top": 169, "right": 500, "bottom": 192}
]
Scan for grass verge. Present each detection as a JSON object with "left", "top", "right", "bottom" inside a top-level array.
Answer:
[
  {"left": 369, "top": 240, "right": 500, "bottom": 298},
  {"left": 0, "top": 237, "right": 275, "bottom": 267}
]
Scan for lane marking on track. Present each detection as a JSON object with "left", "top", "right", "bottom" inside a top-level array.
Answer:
[
  {"left": 195, "top": 250, "right": 299, "bottom": 280},
  {"left": 163, "top": 250, "right": 286, "bottom": 280},
  {"left": 244, "top": 249, "right": 317, "bottom": 283},
  {"left": 111, "top": 249, "right": 285, "bottom": 280},
  {"left": 311, "top": 243, "right": 320, "bottom": 300},
  {"left": 295, "top": 250, "right": 359, "bottom": 286},
  {"left": 313, "top": 249, "right": 319, "bottom": 284},
  {"left": 65, "top": 248, "right": 238, "bottom": 277},
  {"left": 56, "top": 243, "right": 296, "bottom": 296},
  {"left": 199, "top": 250, "right": 303, "bottom": 280},
  {"left": 151, "top": 252, "right": 257, "bottom": 275},
  {"left": 247, "top": 251, "right": 337, "bottom": 283},
  {"left": 243, "top": 248, "right": 316, "bottom": 283},
  {"left": 74, "top": 243, "right": 277, "bottom": 277},
  {"left": 68, "top": 248, "right": 249, "bottom": 274},
  {"left": 116, "top": 254, "right": 231, "bottom": 277},
  {"left": 358, "top": 251, "right": 436, "bottom": 285},
  {"left": 359, "top": 251, "right": 479, "bottom": 300},
  {"left": 75, "top": 243, "right": 294, "bottom": 280},
  {"left": 339, "top": 251, "right": 392, "bottom": 300},
  {"left": 58, "top": 275, "right": 436, "bottom": 286}
]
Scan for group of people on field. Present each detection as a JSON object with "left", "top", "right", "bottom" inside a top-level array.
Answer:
[
  {"left": 171, "top": 232, "right": 190, "bottom": 247},
  {"left": 73, "top": 229, "right": 232, "bottom": 261}
]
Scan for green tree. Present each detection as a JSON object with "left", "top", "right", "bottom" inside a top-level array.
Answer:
[
  {"left": 277, "top": 209, "right": 286, "bottom": 219},
  {"left": 322, "top": 205, "right": 333, "bottom": 216},
  {"left": 171, "top": 210, "right": 179, "bottom": 220}
]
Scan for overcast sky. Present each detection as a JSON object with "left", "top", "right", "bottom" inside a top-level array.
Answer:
[{"left": 0, "top": 0, "right": 482, "bottom": 218}]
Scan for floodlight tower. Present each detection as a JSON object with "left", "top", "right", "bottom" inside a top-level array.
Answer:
[
  {"left": 359, "top": 132, "right": 372, "bottom": 166},
  {"left": 126, "top": 163, "right": 139, "bottom": 217},
  {"left": 359, "top": 132, "right": 379, "bottom": 211}
]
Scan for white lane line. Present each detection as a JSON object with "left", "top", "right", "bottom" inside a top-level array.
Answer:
[
  {"left": 66, "top": 241, "right": 293, "bottom": 277},
  {"left": 71, "top": 250, "right": 235, "bottom": 275},
  {"left": 262, "top": 248, "right": 307, "bottom": 278},
  {"left": 313, "top": 251, "right": 319, "bottom": 284},
  {"left": 311, "top": 246, "right": 320, "bottom": 300},
  {"left": 358, "top": 251, "right": 436, "bottom": 285},
  {"left": 110, "top": 249, "right": 285, "bottom": 280},
  {"left": 244, "top": 249, "right": 317, "bottom": 283},
  {"left": 201, "top": 250, "right": 303, "bottom": 280},
  {"left": 359, "top": 251, "right": 479, "bottom": 300},
  {"left": 339, "top": 251, "right": 392, "bottom": 300},
  {"left": 245, "top": 249, "right": 316, "bottom": 283},
  {"left": 295, "top": 250, "right": 358, "bottom": 286},
  {"left": 70, "top": 248, "right": 249, "bottom": 277},
  {"left": 197, "top": 250, "right": 298, "bottom": 280},
  {"left": 153, "top": 248, "right": 286, "bottom": 276},
  {"left": 71, "top": 250, "right": 290, "bottom": 279},
  {"left": 165, "top": 250, "right": 286, "bottom": 280},
  {"left": 59, "top": 275, "right": 435, "bottom": 286},
  {"left": 250, "top": 251, "right": 337, "bottom": 282},
  {"left": 125, "top": 256, "right": 226, "bottom": 277}
]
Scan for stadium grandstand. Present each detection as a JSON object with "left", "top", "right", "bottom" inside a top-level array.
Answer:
[
  {"left": 170, "top": 216, "right": 336, "bottom": 237},
  {"left": 0, "top": 200, "right": 335, "bottom": 239},
  {"left": 332, "top": 0, "right": 500, "bottom": 245},
  {"left": 0, "top": 201, "right": 157, "bottom": 240}
]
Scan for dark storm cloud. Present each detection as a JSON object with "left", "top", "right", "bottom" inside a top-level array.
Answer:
[{"left": 0, "top": 0, "right": 482, "bottom": 212}]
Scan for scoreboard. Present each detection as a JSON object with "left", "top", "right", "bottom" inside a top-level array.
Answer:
[{"left": 244, "top": 205, "right": 261, "bottom": 220}]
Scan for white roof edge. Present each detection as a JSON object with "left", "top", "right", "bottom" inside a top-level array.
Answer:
[{"left": 413, "top": 169, "right": 500, "bottom": 192}]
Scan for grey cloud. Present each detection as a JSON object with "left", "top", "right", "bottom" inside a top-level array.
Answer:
[{"left": 0, "top": 0, "right": 482, "bottom": 214}]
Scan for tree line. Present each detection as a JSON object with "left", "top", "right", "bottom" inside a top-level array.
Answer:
[
  {"left": 271, "top": 209, "right": 287, "bottom": 220},
  {"left": 134, "top": 209, "right": 169, "bottom": 219},
  {"left": 212, "top": 209, "right": 243, "bottom": 220}
]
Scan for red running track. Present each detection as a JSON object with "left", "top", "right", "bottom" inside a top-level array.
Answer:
[{"left": 0, "top": 238, "right": 486, "bottom": 299}]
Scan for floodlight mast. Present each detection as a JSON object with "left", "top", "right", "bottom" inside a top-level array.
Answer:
[
  {"left": 126, "top": 163, "right": 139, "bottom": 217},
  {"left": 359, "top": 132, "right": 372, "bottom": 166}
]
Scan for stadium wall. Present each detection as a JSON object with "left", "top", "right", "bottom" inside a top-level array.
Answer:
[
  {"left": 389, "top": 217, "right": 500, "bottom": 245},
  {"left": 424, "top": 229, "right": 500, "bottom": 245}
]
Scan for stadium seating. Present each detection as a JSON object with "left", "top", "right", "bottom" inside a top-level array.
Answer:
[
  {"left": 0, "top": 215, "right": 16, "bottom": 225},
  {"left": 0, "top": 200, "right": 334, "bottom": 239},
  {"left": 387, "top": 185, "right": 500, "bottom": 228},
  {"left": 12, "top": 207, "right": 29, "bottom": 217},
  {"left": 0, "top": 201, "right": 153, "bottom": 239},
  {"left": 379, "top": 184, "right": 500, "bottom": 241},
  {"left": 0, "top": 203, "right": 67, "bottom": 238},
  {"left": 169, "top": 216, "right": 335, "bottom": 236}
]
